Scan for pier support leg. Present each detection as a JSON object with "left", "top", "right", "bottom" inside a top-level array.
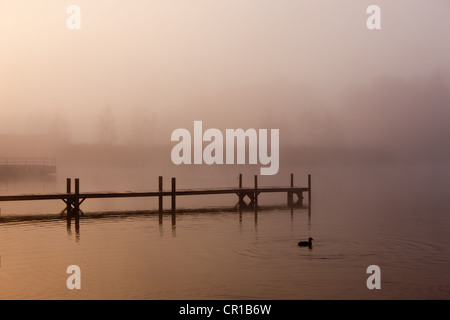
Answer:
[
  {"left": 254, "top": 175, "right": 258, "bottom": 211},
  {"left": 308, "top": 174, "right": 312, "bottom": 215},
  {"left": 66, "top": 178, "right": 71, "bottom": 194},
  {"left": 287, "top": 173, "right": 294, "bottom": 208},
  {"left": 66, "top": 178, "right": 81, "bottom": 229},
  {"left": 74, "top": 178, "right": 80, "bottom": 220},
  {"left": 171, "top": 177, "right": 176, "bottom": 225},
  {"left": 66, "top": 178, "right": 72, "bottom": 227},
  {"left": 237, "top": 193, "right": 245, "bottom": 208},
  {"left": 66, "top": 178, "right": 72, "bottom": 214},
  {"left": 159, "top": 176, "right": 163, "bottom": 224},
  {"left": 287, "top": 192, "right": 293, "bottom": 207},
  {"left": 296, "top": 192, "right": 304, "bottom": 208},
  {"left": 247, "top": 192, "right": 255, "bottom": 208},
  {"left": 237, "top": 174, "right": 249, "bottom": 210}
]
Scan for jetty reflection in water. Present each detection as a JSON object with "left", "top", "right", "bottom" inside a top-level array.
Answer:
[
  {"left": 0, "top": 164, "right": 449, "bottom": 299},
  {"left": 0, "top": 203, "right": 310, "bottom": 247}
]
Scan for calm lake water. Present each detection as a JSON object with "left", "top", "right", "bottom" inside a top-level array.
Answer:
[{"left": 0, "top": 163, "right": 449, "bottom": 299}]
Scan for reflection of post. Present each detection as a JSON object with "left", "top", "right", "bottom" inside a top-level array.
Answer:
[
  {"left": 308, "top": 174, "right": 312, "bottom": 215},
  {"left": 171, "top": 177, "right": 176, "bottom": 225},
  {"left": 158, "top": 176, "right": 163, "bottom": 224},
  {"left": 159, "top": 222, "right": 164, "bottom": 238},
  {"left": 75, "top": 225, "right": 80, "bottom": 242},
  {"left": 254, "top": 175, "right": 258, "bottom": 223}
]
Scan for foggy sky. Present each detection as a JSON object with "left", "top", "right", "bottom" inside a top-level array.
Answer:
[{"left": 1, "top": 0, "right": 449, "bottom": 148}]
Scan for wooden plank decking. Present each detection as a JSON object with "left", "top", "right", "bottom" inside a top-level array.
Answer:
[{"left": 0, "top": 187, "right": 309, "bottom": 201}]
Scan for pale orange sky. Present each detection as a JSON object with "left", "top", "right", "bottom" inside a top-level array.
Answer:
[{"left": 0, "top": 0, "right": 449, "bottom": 146}]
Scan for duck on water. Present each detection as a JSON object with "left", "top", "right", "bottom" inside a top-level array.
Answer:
[{"left": 298, "top": 237, "right": 313, "bottom": 247}]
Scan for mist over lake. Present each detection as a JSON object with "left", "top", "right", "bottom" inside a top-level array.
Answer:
[{"left": 1, "top": 0, "right": 450, "bottom": 300}]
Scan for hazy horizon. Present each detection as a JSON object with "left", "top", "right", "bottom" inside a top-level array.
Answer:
[
  {"left": 1, "top": 0, "right": 449, "bottom": 152},
  {"left": 1, "top": 1, "right": 450, "bottom": 302}
]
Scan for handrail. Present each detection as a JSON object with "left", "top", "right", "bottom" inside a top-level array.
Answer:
[{"left": 0, "top": 157, "right": 56, "bottom": 166}]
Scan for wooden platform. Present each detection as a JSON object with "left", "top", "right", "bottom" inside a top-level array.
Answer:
[
  {"left": 0, "top": 187, "right": 309, "bottom": 203},
  {"left": 0, "top": 174, "right": 311, "bottom": 225},
  {"left": 0, "top": 157, "right": 56, "bottom": 177}
]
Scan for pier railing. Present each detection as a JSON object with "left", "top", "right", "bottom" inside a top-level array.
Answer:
[{"left": 0, "top": 157, "right": 56, "bottom": 167}]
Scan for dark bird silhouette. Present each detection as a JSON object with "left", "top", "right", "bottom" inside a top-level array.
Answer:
[{"left": 298, "top": 237, "right": 313, "bottom": 247}]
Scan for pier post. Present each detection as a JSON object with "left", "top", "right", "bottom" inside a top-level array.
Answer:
[
  {"left": 171, "top": 177, "right": 176, "bottom": 225},
  {"left": 74, "top": 178, "right": 80, "bottom": 219},
  {"left": 288, "top": 173, "right": 294, "bottom": 207},
  {"left": 238, "top": 173, "right": 245, "bottom": 208},
  {"left": 66, "top": 178, "right": 72, "bottom": 227},
  {"left": 67, "top": 178, "right": 71, "bottom": 194},
  {"left": 158, "top": 176, "right": 163, "bottom": 224},
  {"left": 66, "top": 178, "right": 72, "bottom": 217},
  {"left": 296, "top": 191, "right": 304, "bottom": 208},
  {"left": 254, "top": 175, "right": 258, "bottom": 210},
  {"left": 308, "top": 174, "right": 311, "bottom": 215}
]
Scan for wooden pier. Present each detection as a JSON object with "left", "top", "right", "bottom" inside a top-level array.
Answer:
[
  {"left": 0, "top": 174, "right": 311, "bottom": 225},
  {"left": 0, "top": 157, "right": 56, "bottom": 177}
]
